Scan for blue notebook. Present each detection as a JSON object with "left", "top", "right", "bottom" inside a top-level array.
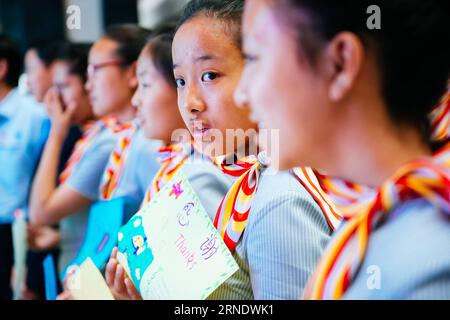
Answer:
[
  {"left": 60, "top": 197, "right": 139, "bottom": 279},
  {"left": 43, "top": 255, "right": 57, "bottom": 300}
]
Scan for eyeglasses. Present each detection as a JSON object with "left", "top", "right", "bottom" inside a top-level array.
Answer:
[{"left": 87, "top": 60, "right": 126, "bottom": 79}]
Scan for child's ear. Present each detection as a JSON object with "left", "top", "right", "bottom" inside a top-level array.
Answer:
[
  {"left": 323, "top": 32, "right": 364, "bottom": 102},
  {"left": 128, "top": 62, "right": 138, "bottom": 89}
]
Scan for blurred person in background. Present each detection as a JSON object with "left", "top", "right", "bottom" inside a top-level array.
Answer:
[
  {"left": 25, "top": 42, "right": 60, "bottom": 104},
  {"left": 0, "top": 34, "right": 49, "bottom": 300},
  {"left": 21, "top": 43, "right": 94, "bottom": 300}
]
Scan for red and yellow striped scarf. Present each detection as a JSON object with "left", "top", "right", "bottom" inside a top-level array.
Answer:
[
  {"left": 214, "top": 153, "right": 347, "bottom": 252},
  {"left": 143, "top": 145, "right": 352, "bottom": 254},
  {"left": 59, "top": 116, "right": 118, "bottom": 184},
  {"left": 430, "top": 84, "right": 450, "bottom": 142},
  {"left": 295, "top": 85, "right": 450, "bottom": 227},
  {"left": 99, "top": 121, "right": 137, "bottom": 200},
  {"left": 304, "top": 143, "right": 450, "bottom": 299},
  {"left": 292, "top": 168, "right": 363, "bottom": 231},
  {"left": 305, "top": 85, "right": 450, "bottom": 299},
  {"left": 213, "top": 154, "right": 262, "bottom": 252},
  {"left": 141, "top": 143, "right": 192, "bottom": 206},
  {"left": 304, "top": 84, "right": 450, "bottom": 227}
]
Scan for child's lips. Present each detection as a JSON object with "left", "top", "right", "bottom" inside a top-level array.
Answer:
[
  {"left": 191, "top": 121, "right": 212, "bottom": 137},
  {"left": 193, "top": 127, "right": 211, "bottom": 137}
]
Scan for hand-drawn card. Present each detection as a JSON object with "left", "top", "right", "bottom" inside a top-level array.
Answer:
[{"left": 117, "top": 169, "right": 239, "bottom": 300}]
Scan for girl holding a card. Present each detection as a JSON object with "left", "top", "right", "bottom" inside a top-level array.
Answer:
[
  {"left": 104, "top": 25, "right": 235, "bottom": 300},
  {"left": 106, "top": 0, "right": 338, "bottom": 300}
]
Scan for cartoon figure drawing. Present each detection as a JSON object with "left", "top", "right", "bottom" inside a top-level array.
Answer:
[
  {"left": 132, "top": 235, "right": 147, "bottom": 256},
  {"left": 117, "top": 216, "right": 154, "bottom": 290}
]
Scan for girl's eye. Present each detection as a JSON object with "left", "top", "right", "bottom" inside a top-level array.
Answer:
[
  {"left": 141, "top": 83, "right": 151, "bottom": 88},
  {"left": 201, "top": 72, "right": 218, "bottom": 82},
  {"left": 176, "top": 79, "right": 185, "bottom": 88}
]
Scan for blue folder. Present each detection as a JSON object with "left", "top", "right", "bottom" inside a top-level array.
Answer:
[
  {"left": 43, "top": 255, "right": 57, "bottom": 300},
  {"left": 60, "top": 197, "right": 140, "bottom": 280}
]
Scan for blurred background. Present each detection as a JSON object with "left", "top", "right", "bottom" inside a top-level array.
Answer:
[{"left": 0, "top": 0, "right": 188, "bottom": 51}]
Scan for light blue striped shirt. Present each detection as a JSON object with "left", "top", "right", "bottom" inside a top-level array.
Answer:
[
  {"left": 344, "top": 198, "right": 450, "bottom": 300},
  {"left": 208, "top": 170, "right": 332, "bottom": 300}
]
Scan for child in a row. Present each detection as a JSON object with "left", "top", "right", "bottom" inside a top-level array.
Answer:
[{"left": 106, "top": 0, "right": 339, "bottom": 300}]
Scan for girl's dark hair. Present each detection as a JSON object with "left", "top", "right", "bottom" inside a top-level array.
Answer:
[
  {"left": 144, "top": 25, "right": 177, "bottom": 88},
  {"left": 28, "top": 41, "right": 62, "bottom": 67},
  {"left": 55, "top": 43, "right": 90, "bottom": 83},
  {"left": 103, "top": 24, "right": 151, "bottom": 67},
  {"left": 277, "top": 0, "right": 450, "bottom": 145},
  {"left": 0, "top": 34, "right": 21, "bottom": 87},
  {"left": 176, "top": 0, "right": 244, "bottom": 48}
]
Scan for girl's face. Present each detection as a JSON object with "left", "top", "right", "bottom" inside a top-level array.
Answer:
[
  {"left": 52, "top": 60, "right": 93, "bottom": 125},
  {"left": 236, "top": 0, "right": 336, "bottom": 171},
  {"left": 173, "top": 15, "right": 257, "bottom": 158},
  {"left": 25, "top": 49, "right": 53, "bottom": 103},
  {"left": 132, "top": 46, "right": 185, "bottom": 143},
  {"left": 85, "top": 37, "right": 137, "bottom": 118}
]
